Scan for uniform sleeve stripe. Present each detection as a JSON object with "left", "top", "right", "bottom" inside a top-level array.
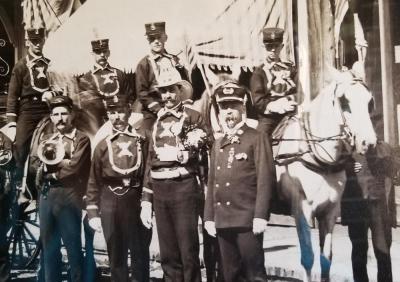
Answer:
[
  {"left": 143, "top": 187, "right": 153, "bottom": 194},
  {"left": 6, "top": 113, "right": 17, "bottom": 117}
]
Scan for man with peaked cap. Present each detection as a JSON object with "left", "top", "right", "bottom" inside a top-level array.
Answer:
[
  {"left": 5, "top": 26, "right": 61, "bottom": 183},
  {"left": 204, "top": 81, "right": 274, "bottom": 282},
  {"left": 76, "top": 37, "right": 133, "bottom": 135},
  {"left": 250, "top": 27, "right": 298, "bottom": 136},
  {"left": 86, "top": 94, "right": 151, "bottom": 282},
  {"left": 140, "top": 66, "right": 208, "bottom": 282},
  {"left": 135, "top": 21, "right": 189, "bottom": 130},
  {"left": 36, "top": 95, "right": 91, "bottom": 282}
]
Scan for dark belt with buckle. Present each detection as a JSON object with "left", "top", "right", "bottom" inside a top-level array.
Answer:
[{"left": 103, "top": 178, "right": 141, "bottom": 196}]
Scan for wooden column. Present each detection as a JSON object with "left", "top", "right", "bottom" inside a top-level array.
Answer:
[{"left": 378, "top": 0, "right": 396, "bottom": 144}]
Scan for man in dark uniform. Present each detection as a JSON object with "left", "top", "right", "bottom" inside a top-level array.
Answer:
[
  {"left": 204, "top": 81, "right": 274, "bottom": 282},
  {"left": 77, "top": 38, "right": 133, "bottom": 134},
  {"left": 140, "top": 67, "right": 207, "bottom": 282},
  {"left": 37, "top": 95, "right": 91, "bottom": 282},
  {"left": 135, "top": 21, "right": 189, "bottom": 130},
  {"left": 77, "top": 38, "right": 135, "bottom": 282},
  {"left": 86, "top": 95, "right": 151, "bottom": 282},
  {"left": 250, "top": 27, "right": 297, "bottom": 136},
  {"left": 6, "top": 27, "right": 59, "bottom": 182},
  {"left": 341, "top": 141, "right": 399, "bottom": 282}
]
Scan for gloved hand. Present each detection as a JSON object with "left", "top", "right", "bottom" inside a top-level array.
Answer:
[
  {"left": 265, "top": 98, "right": 297, "bottom": 114},
  {"left": 2, "top": 123, "right": 16, "bottom": 142},
  {"left": 204, "top": 221, "right": 216, "bottom": 237},
  {"left": 41, "top": 91, "right": 55, "bottom": 102},
  {"left": 140, "top": 201, "right": 153, "bottom": 229},
  {"left": 88, "top": 217, "right": 103, "bottom": 233},
  {"left": 253, "top": 218, "right": 268, "bottom": 235},
  {"left": 43, "top": 172, "right": 57, "bottom": 181},
  {"left": 353, "top": 162, "right": 363, "bottom": 173}
]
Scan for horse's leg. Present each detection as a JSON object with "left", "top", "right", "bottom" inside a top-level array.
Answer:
[
  {"left": 317, "top": 205, "right": 338, "bottom": 282},
  {"left": 295, "top": 202, "right": 314, "bottom": 282}
]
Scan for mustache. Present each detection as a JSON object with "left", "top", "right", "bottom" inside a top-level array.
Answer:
[{"left": 56, "top": 121, "right": 66, "bottom": 126}]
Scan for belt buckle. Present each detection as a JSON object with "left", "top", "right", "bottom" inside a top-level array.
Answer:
[
  {"left": 108, "top": 185, "right": 130, "bottom": 196},
  {"left": 33, "top": 96, "right": 38, "bottom": 101}
]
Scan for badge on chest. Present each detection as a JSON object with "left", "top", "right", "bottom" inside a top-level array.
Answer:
[
  {"left": 106, "top": 132, "right": 143, "bottom": 175},
  {"left": 92, "top": 68, "right": 120, "bottom": 97},
  {"left": 28, "top": 60, "right": 50, "bottom": 92}
]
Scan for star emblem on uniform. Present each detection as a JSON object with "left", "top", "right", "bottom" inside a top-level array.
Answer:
[
  {"left": 159, "top": 121, "right": 175, "bottom": 138},
  {"left": 117, "top": 141, "right": 134, "bottom": 157},
  {"left": 101, "top": 73, "right": 116, "bottom": 84},
  {"left": 36, "top": 66, "right": 46, "bottom": 78}
]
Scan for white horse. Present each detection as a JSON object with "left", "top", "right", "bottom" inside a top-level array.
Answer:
[{"left": 273, "top": 67, "right": 377, "bottom": 282}]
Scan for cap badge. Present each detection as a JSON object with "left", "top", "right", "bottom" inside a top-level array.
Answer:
[
  {"left": 222, "top": 88, "right": 234, "bottom": 95},
  {"left": 150, "top": 23, "right": 156, "bottom": 30}
]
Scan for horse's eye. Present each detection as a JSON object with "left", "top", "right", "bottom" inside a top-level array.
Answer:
[{"left": 339, "top": 95, "right": 351, "bottom": 113}]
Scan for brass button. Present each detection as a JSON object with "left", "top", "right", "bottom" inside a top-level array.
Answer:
[
  {"left": 226, "top": 201, "right": 231, "bottom": 206},
  {"left": 220, "top": 149, "right": 223, "bottom": 152},
  {"left": 215, "top": 184, "right": 219, "bottom": 188},
  {"left": 217, "top": 202, "right": 221, "bottom": 206},
  {"left": 226, "top": 182, "right": 230, "bottom": 187},
  {"left": 217, "top": 166, "right": 221, "bottom": 170}
]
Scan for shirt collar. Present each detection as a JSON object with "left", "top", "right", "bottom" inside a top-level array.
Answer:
[
  {"left": 157, "top": 102, "right": 183, "bottom": 119},
  {"left": 149, "top": 50, "right": 172, "bottom": 61},
  {"left": 54, "top": 128, "right": 77, "bottom": 140},
  {"left": 26, "top": 50, "right": 50, "bottom": 65},
  {"left": 92, "top": 63, "right": 112, "bottom": 73}
]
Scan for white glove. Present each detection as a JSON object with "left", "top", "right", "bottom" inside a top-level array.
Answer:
[
  {"left": 204, "top": 221, "right": 216, "bottom": 237},
  {"left": 140, "top": 202, "right": 153, "bottom": 229},
  {"left": 1, "top": 123, "right": 16, "bottom": 142},
  {"left": 88, "top": 217, "right": 103, "bottom": 233},
  {"left": 265, "top": 98, "right": 297, "bottom": 114},
  {"left": 41, "top": 91, "right": 55, "bottom": 102},
  {"left": 253, "top": 218, "right": 268, "bottom": 235}
]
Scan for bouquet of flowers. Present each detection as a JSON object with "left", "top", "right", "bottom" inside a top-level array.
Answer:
[{"left": 180, "top": 125, "right": 209, "bottom": 151}]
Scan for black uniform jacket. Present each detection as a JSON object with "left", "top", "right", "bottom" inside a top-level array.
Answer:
[
  {"left": 204, "top": 125, "right": 274, "bottom": 229},
  {"left": 341, "top": 141, "right": 398, "bottom": 226},
  {"left": 141, "top": 105, "right": 209, "bottom": 203},
  {"left": 7, "top": 53, "right": 52, "bottom": 122},
  {"left": 250, "top": 60, "right": 297, "bottom": 121},
  {"left": 135, "top": 52, "right": 188, "bottom": 116},
  {"left": 86, "top": 126, "right": 151, "bottom": 219},
  {"left": 42, "top": 129, "right": 91, "bottom": 196},
  {"left": 77, "top": 64, "right": 133, "bottom": 103}
]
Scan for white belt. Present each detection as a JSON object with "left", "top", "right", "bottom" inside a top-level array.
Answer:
[{"left": 150, "top": 167, "right": 190, "bottom": 180}]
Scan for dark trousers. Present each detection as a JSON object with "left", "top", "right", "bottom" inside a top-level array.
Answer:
[
  {"left": 152, "top": 177, "right": 201, "bottom": 282},
  {"left": 217, "top": 228, "right": 267, "bottom": 282},
  {"left": 140, "top": 114, "right": 156, "bottom": 131},
  {"left": 198, "top": 193, "right": 223, "bottom": 282},
  {"left": 14, "top": 104, "right": 48, "bottom": 178},
  {"left": 100, "top": 188, "right": 150, "bottom": 282},
  {"left": 0, "top": 187, "right": 10, "bottom": 282},
  {"left": 83, "top": 214, "right": 97, "bottom": 282},
  {"left": 348, "top": 199, "right": 393, "bottom": 282},
  {"left": 39, "top": 189, "right": 83, "bottom": 282}
]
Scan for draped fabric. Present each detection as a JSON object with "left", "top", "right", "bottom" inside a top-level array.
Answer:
[
  {"left": 186, "top": 0, "right": 294, "bottom": 73},
  {"left": 22, "top": 0, "right": 81, "bottom": 33}
]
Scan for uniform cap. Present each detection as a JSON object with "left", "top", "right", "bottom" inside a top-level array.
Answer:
[
  {"left": 91, "top": 39, "right": 109, "bottom": 52},
  {"left": 262, "top": 27, "right": 284, "bottom": 44},
  {"left": 145, "top": 22, "right": 166, "bottom": 36},
  {"left": 214, "top": 80, "right": 247, "bottom": 104},
  {"left": 103, "top": 95, "right": 130, "bottom": 111},
  {"left": 49, "top": 96, "right": 73, "bottom": 111},
  {"left": 26, "top": 27, "right": 46, "bottom": 41}
]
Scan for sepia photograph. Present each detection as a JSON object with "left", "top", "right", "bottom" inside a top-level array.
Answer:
[{"left": 0, "top": 0, "right": 400, "bottom": 281}]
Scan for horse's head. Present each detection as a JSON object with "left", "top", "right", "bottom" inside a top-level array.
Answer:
[{"left": 332, "top": 64, "right": 377, "bottom": 154}]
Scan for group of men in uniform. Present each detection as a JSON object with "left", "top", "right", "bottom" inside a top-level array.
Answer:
[
  {"left": 0, "top": 20, "right": 296, "bottom": 282},
  {"left": 1, "top": 15, "right": 394, "bottom": 282}
]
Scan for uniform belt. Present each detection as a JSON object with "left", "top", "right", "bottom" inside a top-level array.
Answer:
[
  {"left": 150, "top": 167, "right": 191, "bottom": 180},
  {"left": 21, "top": 94, "right": 43, "bottom": 102},
  {"left": 104, "top": 178, "right": 140, "bottom": 196}
]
